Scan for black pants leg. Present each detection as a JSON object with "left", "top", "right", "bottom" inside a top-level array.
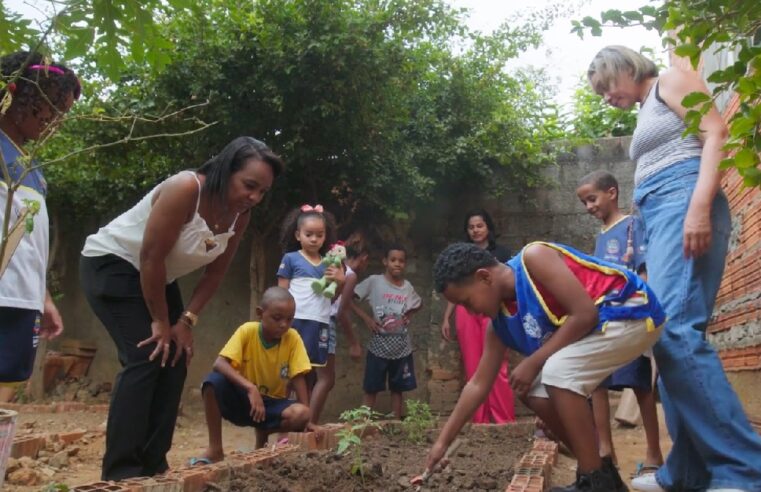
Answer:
[{"left": 79, "top": 255, "right": 185, "bottom": 481}]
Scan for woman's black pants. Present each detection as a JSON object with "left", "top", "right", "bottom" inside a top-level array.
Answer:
[{"left": 80, "top": 254, "right": 185, "bottom": 481}]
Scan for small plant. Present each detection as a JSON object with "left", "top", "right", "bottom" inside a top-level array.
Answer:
[
  {"left": 402, "top": 399, "right": 437, "bottom": 444},
  {"left": 335, "top": 405, "right": 382, "bottom": 482},
  {"left": 42, "top": 483, "right": 70, "bottom": 492}
]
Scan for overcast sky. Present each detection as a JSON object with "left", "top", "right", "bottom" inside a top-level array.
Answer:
[
  {"left": 8, "top": 0, "right": 662, "bottom": 107},
  {"left": 451, "top": 0, "right": 663, "bottom": 107}
]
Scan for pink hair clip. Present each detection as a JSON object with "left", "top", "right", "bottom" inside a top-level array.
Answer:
[
  {"left": 28, "top": 64, "right": 66, "bottom": 76},
  {"left": 300, "top": 204, "right": 324, "bottom": 213}
]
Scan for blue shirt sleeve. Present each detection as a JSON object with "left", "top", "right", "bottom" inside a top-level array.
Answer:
[{"left": 276, "top": 253, "right": 293, "bottom": 279}]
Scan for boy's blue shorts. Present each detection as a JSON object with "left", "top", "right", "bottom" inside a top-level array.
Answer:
[
  {"left": 202, "top": 372, "right": 297, "bottom": 430},
  {"left": 0, "top": 307, "right": 40, "bottom": 384},
  {"left": 363, "top": 351, "right": 416, "bottom": 394},
  {"left": 292, "top": 318, "right": 329, "bottom": 366},
  {"left": 601, "top": 355, "right": 652, "bottom": 391}
]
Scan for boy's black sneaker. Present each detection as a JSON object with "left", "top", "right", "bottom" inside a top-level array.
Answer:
[
  {"left": 549, "top": 467, "right": 618, "bottom": 492},
  {"left": 601, "top": 455, "right": 628, "bottom": 492}
]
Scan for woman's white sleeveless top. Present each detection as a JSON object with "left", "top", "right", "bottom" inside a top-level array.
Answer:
[{"left": 82, "top": 172, "right": 238, "bottom": 283}]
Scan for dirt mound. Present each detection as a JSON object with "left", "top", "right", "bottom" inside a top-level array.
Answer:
[{"left": 221, "top": 425, "right": 532, "bottom": 491}]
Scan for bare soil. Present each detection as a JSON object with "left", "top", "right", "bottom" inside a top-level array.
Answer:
[
  {"left": 3, "top": 401, "right": 673, "bottom": 491},
  {"left": 223, "top": 424, "right": 533, "bottom": 492}
]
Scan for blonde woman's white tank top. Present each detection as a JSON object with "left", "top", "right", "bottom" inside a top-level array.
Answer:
[{"left": 82, "top": 172, "right": 238, "bottom": 283}]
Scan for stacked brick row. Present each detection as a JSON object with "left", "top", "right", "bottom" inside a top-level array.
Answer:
[
  {"left": 11, "top": 429, "right": 87, "bottom": 459},
  {"left": 70, "top": 424, "right": 351, "bottom": 492},
  {"left": 0, "top": 402, "right": 109, "bottom": 413},
  {"left": 505, "top": 439, "right": 558, "bottom": 492},
  {"left": 71, "top": 445, "right": 298, "bottom": 492},
  {"left": 266, "top": 422, "right": 348, "bottom": 450}
]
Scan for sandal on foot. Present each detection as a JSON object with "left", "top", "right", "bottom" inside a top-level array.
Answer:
[
  {"left": 631, "top": 462, "right": 660, "bottom": 479},
  {"left": 188, "top": 457, "right": 214, "bottom": 467}
]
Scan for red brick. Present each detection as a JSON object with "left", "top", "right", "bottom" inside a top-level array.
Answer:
[
  {"left": 204, "top": 463, "right": 232, "bottom": 484},
  {"left": 168, "top": 469, "right": 206, "bottom": 492},
  {"left": 140, "top": 476, "right": 182, "bottom": 492},
  {"left": 519, "top": 452, "right": 551, "bottom": 477},
  {"left": 71, "top": 482, "right": 120, "bottom": 492},
  {"left": 531, "top": 440, "right": 558, "bottom": 464},
  {"left": 118, "top": 477, "right": 152, "bottom": 492},
  {"left": 509, "top": 474, "right": 545, "bottom": 490},
  {"left": 10, "top": 434, "right": 46, "bottom": 458},
  {"left": 58, "top": 429, "right": 87, "bottom": 445},
  {"left": 514, "top": 464, "right": 545, "bottom": 478},
  {"left": 285, "top": 431, "right": 319, "bottom": 450}
]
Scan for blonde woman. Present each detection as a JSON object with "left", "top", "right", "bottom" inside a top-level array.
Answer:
[{"left": 588, "top": 45, "right": 761, "bottom": 492}]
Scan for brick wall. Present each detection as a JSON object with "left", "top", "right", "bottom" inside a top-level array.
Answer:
[
  {"left": 707, "top": 91, "right": 761, "bottom": 416},
  {"left": 668, "top": 44, "right": 761, "bottom": 416}
]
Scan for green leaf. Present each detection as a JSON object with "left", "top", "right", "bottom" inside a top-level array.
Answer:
[
  {"left": 601, "top": 10, "right": 624, "bottom": 24},
  {"left": 674, "top": 43, "right": 700, "bottom": 59},
  {"left": 736, "top": 78, "right": 756, "bottom": 97},
  {"left": 622, "top": 11, "right": 644, "bottom": 22},
  {"left": 741, "top": 167, "right": 761, "bottom": 187},
  {"left": 681, "top": 92, "right": 711, "bottom": 108},
  {"left": 581, "top": 16, "right": 601, "bottom": 28},
  {"left": 707, "top": 69, "right": 735, "bottom": 84},
  {"left": 336, "top": 440, "right": 350, "bottom": 455},
  {"left": 734, "top": 148, "right": 758, "bottom": 169},
  {"left": 729, "top": 116, "right": 757, "bottom": 137},
  {"left": 718, "top": 157, "right": 735, "bottom": 170}
]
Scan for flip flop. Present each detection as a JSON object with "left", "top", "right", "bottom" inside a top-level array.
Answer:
[
  {"left": 631, "top": 462, "right": 660, "bottom": 478},
  {"left": 188, "top": 457, "right": 213, "bottom": 467}
]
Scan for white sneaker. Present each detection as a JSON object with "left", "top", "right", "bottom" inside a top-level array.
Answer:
[{"left": 631, "top": 473, "right": 666, "bottom": 491}]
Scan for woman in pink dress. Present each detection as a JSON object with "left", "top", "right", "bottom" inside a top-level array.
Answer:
[{"left": 440, "top": 209, "right": 515, "bottom": 423}]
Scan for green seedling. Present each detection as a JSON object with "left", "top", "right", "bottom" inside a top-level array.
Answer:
[
  {"left": 402, "top": 399, "right": 437, "bottom": 444},
  {"left": 335, "top": 405, "right": 382, "bottom": 483},
  {"left": 42, "top": 483, "right": 70, "bottom": 492}
]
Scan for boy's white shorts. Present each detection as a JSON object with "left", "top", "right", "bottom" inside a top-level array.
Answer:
[{"left": 528, "top": 298, "right": 663, "bottom": 399}]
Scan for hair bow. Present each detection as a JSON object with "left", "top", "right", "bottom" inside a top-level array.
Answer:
[
  {"left": 28, "top": 64, "right": 66, "bottom": 76},
  {"left": 300, "top": 204, "right": 324, "bottom": 213}
]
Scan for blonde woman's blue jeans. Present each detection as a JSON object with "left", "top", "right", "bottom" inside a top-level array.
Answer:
[{"left": 634, "top": 158, "right": 761, "bottom": 491}]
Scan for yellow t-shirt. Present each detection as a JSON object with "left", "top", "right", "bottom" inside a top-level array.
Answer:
[{"left": 219, "top": 322, "right": 311, "bottom": 399}]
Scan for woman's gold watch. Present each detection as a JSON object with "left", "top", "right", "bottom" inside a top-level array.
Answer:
[{"left": 180, "top": 310, "right": 198, "bottom": 327}]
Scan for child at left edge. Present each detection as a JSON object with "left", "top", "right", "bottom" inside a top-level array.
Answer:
[
  {"left": 426, "top": 242, "right": 665, "bottom": 492},
  {"left": 193, "top": 286, "right": 313, "bottom": 463}
]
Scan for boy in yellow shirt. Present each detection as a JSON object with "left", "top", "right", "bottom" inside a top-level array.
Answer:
[{"left": 193, "top": 287, "right": 312, "bottom": 464}]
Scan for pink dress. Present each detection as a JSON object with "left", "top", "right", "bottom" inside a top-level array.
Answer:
[{"left": 455, "top": 305, "right": 515, "bottom": 423}]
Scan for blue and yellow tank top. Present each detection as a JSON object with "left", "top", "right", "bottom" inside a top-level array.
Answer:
[{"left": 492, "top": 242, "right": 665, "bottom": 356}]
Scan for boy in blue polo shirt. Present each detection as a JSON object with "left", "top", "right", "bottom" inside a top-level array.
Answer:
[
  {"left": 577, "top": 171, "right": 663, "bottom": 476},
  {"left": 193, "top": 287, "right": 312, "bottom": 464}
]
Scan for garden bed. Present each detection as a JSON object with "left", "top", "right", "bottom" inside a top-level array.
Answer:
[{"left": 222, "top": 423, "right": 534, "bottom": 492}]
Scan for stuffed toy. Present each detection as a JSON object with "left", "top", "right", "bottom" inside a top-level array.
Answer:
[{"left": 312, "top": 242, "right": 346, "bottom": 298}]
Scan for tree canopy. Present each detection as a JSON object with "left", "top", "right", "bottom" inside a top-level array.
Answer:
[
  {"left": 566, "top": 78, "right": 637, "bottom": 139},
  {"left": 41, "top": 0, "right": 561, "bottom": 230}
]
